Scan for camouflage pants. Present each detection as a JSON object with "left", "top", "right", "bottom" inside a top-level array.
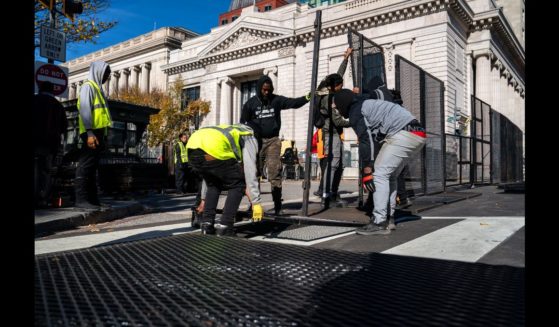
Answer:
[{"left": 259, "top": 137, "right": 282, "bottom": 189}]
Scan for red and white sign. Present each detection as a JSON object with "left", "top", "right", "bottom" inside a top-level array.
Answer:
[{"left": 34, "top": 61, "right": 69, "bottom": 98}]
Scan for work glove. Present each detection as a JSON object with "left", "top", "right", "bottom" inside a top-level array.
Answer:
[
  {"left": 362, "top": 173, "right": 375, "bottom": 193},
  {"left": 252, "top": 203, "right": 264, "bottom": 222},
  {"left": 305, "top": 91, "right": 312, "bottom": 101}
]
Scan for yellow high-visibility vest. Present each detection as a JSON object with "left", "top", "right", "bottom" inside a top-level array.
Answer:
[
  {"left": 175, "top": 141, "right": 188, "bottom": 164},
  {"left": 77, "top": 80, "right": 112, "bottom": 134},
  {"left": 186, "top": 124, "right": 253, "bottom": 161}
]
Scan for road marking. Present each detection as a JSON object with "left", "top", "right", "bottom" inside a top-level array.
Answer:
[
  {"left": 421, "top": 216, "right": 524, "bottom": 219},
  {"left": 382, "top": 217, "right": 525, "bottom": 262}
]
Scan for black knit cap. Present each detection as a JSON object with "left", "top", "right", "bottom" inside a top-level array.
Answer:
[{"left": 333, "top": 89, "right": 355, "bottom": 118}]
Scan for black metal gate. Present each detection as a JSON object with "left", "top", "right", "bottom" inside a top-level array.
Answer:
[
  {"left": 395, "top": 55, "right": 446, "bottom": 195},
  {"left": 347, "top": 29, "right": 387, "bottom": 205},
  {"left": 471, "top": 96, "right": 492, "bottom": 184},
  {"left": 445, "top": 134, "right": 472, "bottom": 187},
  {"left": 491, "top": 109, "right": 524, "bottom": 183}
]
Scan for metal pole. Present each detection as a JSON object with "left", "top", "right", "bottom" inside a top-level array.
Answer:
[
  {"left": 48, "top": 7, "right": 56, "bottom": 64},
  {"left": 357, "top": 34, "right": 364, "bottom": 207},
  {"left": 301, "top": 10, "right": 322, "bottom": 217}
]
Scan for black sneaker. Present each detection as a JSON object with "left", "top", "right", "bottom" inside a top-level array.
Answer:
[
  {"left": 396, "top": 198, "right": 413, "bottom": 210},
  {"left": 313, "top": 190, "right": 322, "bottom": 197},
  {"left": 200, "top": 223, "right": 215, "bottom": 235},
  {"left": 215, "top": 224, "right": 236, "bottom": 237},
  {"left": 356, "top": 222, "right": 390, "bottom": 235}
]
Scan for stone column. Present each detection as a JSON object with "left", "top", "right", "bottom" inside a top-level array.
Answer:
[
  {"left": 119, "top": 69, "right": 130, "bottom": 92},
  {"left": 103, "top": 78, "right": 110, "bottom": 97},
  {"left": 474, "top": 51, "right": 492, "bottom": 107},
  {"left": 263, "top": 66, "right": 278, "bottom": 90},
  {"left": 69, "top": 83, "right": 76, "bottom": 100},
  {"left": 130, "top": 66, "right": 140, "bottom": 89},
  {"left": 219, "top": 77, "right": 234, "bottom": 124},
  {"left": 110, "top": 71, "right": 120, "bottom": 96},
  {"left": 140, "top": 63, "right": 151, "bottom": 93}
]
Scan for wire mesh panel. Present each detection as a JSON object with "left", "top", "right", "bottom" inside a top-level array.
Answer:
[
  {"left": 347, "top": 29, "right": 386, "bottom": 91},
  {"left": 396, "top": 56, "right": 445, "bottom": 195},
  {"left": 491, "top": 110, "right": 524, "bottom": 183},
  {"left": 35, "top": 234, "right": 525, "bottom": 326},
  {"left": 471, "top": 97, "right": 492, "bottom": 184},
  {"left": 445, "top": 134, "right": 472, "bottom": 186}
]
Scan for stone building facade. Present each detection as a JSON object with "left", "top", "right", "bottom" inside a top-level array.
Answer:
[
  {"left": 64, "top": 0, "right": 525, "bottom": 176},
  {"left": 63, "top": 27, "right": 199, "bottom": 99}
]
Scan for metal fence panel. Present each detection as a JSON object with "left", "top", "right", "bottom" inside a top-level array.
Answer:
[{"left": 396, "top": 56, "right": 445, "bottom": 195}]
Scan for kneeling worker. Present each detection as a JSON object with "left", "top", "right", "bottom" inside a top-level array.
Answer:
[{"left": 186, "top": 124, "right": 263, "bottom": 236}]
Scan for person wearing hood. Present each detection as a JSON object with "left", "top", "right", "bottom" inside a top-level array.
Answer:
[
  {"left": 313, "top": 47, "right": 353, "bottom": 208},
  {"left": 333, "top": 88, "right": 426, "bottom": 235},
  {"left": 74, "top": 61, "right": 112, "bottom": 210},
  {"left": 240, "top": 75, "right": 310, "bottom": 215}
]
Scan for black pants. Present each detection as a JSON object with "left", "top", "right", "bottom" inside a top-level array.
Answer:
[
  {"left": 175, "top": 163, "right": 188, "bottom": 193},
  {"left": 75, "top": 130, "right": 105, "bottom": 205},
  {"left": 188, "top": 149, "right": 245, "bottom": 227},
  {"left": 34, "top": 147, "right": 55, "bottom": 207}
]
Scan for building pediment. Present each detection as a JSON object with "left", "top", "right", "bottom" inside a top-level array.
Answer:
[{"left": 198, "top": 21, "right": 294, "bottom": 58}]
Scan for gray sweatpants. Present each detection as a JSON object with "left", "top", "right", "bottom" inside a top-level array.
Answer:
[{"left": 372, "top": 130, "right": 426, "bottom": 224}]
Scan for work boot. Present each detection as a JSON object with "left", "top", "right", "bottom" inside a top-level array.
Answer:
[
  {"left": 271, "top": 187, "right": 284, "bottom": 216},
  {"left": 200, "top": 222, "right": 215, "bottom": 235},
  {"left": 215, "top": 224, "right": 236, "bottom": 237}
]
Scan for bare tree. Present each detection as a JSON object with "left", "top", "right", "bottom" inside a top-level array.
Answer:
[{"left": 35, "top": 0, "right": 117, "bottom": 48}]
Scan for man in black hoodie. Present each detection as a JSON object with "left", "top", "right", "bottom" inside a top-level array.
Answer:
[{"left": 240, "top": 75, "right": 310, "bottom": 215}]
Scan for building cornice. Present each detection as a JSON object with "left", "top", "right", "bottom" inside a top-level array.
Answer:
[
  {"left": 164, "top": 0, "right": 524, "bottom": 82},
  {"left": 64, "top": 27, "right": 195, "bottom": 74}
]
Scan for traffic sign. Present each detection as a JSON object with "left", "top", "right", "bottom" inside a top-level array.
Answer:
[
  {"left": 35, "top": 61, "right": 69, "bottom": 98},
  {"left": 40, "top": 25, "right": 66, "bottom": 62}
]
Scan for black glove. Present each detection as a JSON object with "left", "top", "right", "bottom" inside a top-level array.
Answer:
[{"left": 362, "top": 173, "right": 375, "bottom": 193}]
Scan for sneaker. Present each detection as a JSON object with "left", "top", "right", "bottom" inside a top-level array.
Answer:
[
  {"left": 200, "top": 223, "right": 215, "bottom": 235},
  {"left": 396, "top": 198, "right": 413, "bottom": 210},
  {"left": 330, "top": 194, "right": 347, "bottom": 208},
  {"left": 313, "top": 190, "right": 322, "bottom": 197},
  {"left": 356, "top": 222, "right": 390, "bottom": 235},
  {"left": 388, "top": 216, "right": 396, "bottom": 230},
  {"left": 215, "top": 224, "right": 236, "bottom": 237}
]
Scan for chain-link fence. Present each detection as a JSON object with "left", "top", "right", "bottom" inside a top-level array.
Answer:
[{"left": 396, "top": 55, "right": 445, "bottom": 195}]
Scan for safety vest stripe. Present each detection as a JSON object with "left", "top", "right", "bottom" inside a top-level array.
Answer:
[{"left": 205, "top": 126, "right": 241, "bottom": 160}]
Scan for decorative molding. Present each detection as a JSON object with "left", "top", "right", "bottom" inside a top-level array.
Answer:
[
  {"left": 263, "top": 66, "right": 278, "bottom": 76},
  {"left": 205, "top": 64, "right": 217, "bottom": 73},
  {"left": 278, "top": 46, "right": 295, "bottom": 57},
  {"left": 218, "top": 77, "right": 234, "bottom": 85}
]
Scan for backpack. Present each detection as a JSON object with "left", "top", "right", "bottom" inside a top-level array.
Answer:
[{"left": 312, "top": 96, "right": 325, "bottom": 128}]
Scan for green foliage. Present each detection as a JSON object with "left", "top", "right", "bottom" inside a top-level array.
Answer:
[
  {"left": 112, "top": 81, "right": 211, "bottom": 148},
  {"left": 35, "top": 0, "right": 117, "bottom": 48}
]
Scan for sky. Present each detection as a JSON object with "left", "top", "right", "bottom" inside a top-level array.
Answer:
[{"left": 61, "top": 0, "right": 233, "bottom": 61}]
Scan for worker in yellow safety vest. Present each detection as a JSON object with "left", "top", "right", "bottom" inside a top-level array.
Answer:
[
  {"left": 74, "top": 61, "right": 112, "bottom": 210},
  {"left": 186, "top": 124, "right": 263, "bottom": 236},
  {"left": 174, "top": 133, "right": 189, "bottom": 194}
]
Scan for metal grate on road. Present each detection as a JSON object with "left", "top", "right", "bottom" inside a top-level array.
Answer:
[
  {"left": 36, "top": 234, "right": 525, "bottom": 326},
  {"left": 267, "top": 225, "right": 356, "bottom": 241}
]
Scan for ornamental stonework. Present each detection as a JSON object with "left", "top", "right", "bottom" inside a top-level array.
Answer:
[{"left": 278, "top": 46, "right": 295, "bottom": 57}]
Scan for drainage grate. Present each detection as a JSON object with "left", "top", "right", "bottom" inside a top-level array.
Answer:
[
  {"left": 268, "top": 225, "right": 356, "bottom": 241},
  {"left": 35, "top": 234, "right": 525, "bottom": 326}
]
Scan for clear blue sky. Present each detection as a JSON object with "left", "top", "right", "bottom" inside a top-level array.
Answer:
[{"left": 65, "top": 0, "right": 232, "bottom": 61}]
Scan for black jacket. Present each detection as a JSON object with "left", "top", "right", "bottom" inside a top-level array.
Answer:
[{"left": 240, "top": 75, "right": 308, "bottom": 139}]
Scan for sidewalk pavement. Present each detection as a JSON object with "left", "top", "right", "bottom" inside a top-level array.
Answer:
[{"left": 35, "top": 181, "right": 515, "bottom": 237}]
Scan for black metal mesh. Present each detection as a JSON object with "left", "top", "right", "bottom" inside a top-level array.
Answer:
[
  {"left": 471, "top": 97, "right": 492, "bottom": 184},
  {"left": 347, "top": 29, "right": 386, "bottom": 90},
  {"left": 35, "top": 234, "right": 525, "bottom": 326},
  {"left": 396, "top": 56, "right": 445, "bottom": 195},
  {"left": 491, "top": 110, "right": 524, "bottom": 183},
  {"left": 445, "top": 134, "right": 472, "bottom": 186}
]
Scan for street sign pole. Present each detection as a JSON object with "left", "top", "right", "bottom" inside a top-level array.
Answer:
[{"left": 48, "top": 5, "right": 56, "bottom": 64}]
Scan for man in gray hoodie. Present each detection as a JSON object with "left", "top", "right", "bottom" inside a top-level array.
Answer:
[
  {"left": 333, "top": 88, "right": 426, "bottom": 235},
  {"left": 74, "top": 61, "right": 112, "bottom": 210}
]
